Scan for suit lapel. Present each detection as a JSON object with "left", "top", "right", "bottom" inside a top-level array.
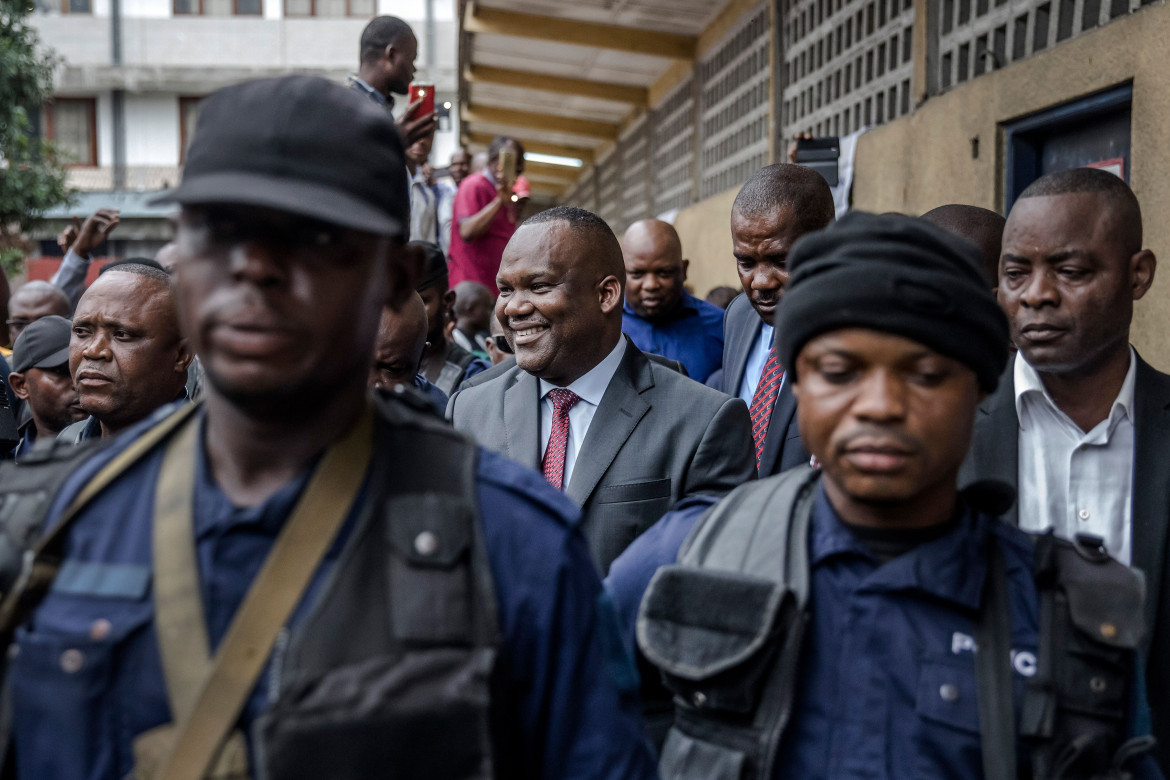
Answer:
[
  {"left": 565, "top": 346, "right": 652, "bottom": 507},
  {"left": 1130, "top": 356, "right": 1170, "bottom": 643},
  {"left": 503, "top": 370, "right": 541, "bottom": 471},
  {"left": 965, "top": 367, "right": 1020, "bottom": 526},
  {"left": 725, "top": 299, "right": 762, "bottom": 396}
]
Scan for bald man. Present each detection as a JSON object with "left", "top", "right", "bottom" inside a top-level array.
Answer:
[
  {"left": 921, "top": 204, "right": 1006, "bottom": 286},
  {"left": 370, "top": 291, "right": 449, "bottom": 415},
  {"left": 7, "top": 281, "right": 70, "bottom": 348},
  {"left": 58, "top": 261, "right": 191, "bottom": 443},
  {"left": 448, "top": 206, "right": 755, "bottom": 573},
  {"left": 620, "top": 219, "right": 724, "bottom": 383}
]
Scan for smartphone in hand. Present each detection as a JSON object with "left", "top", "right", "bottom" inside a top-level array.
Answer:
[
  {"left": 498, "top": 147, "right": 518, "bottom": 188},
  {"left": 408, "top": 82, "right": 435, "bottom": 119},
  {"left": 794, "top": 136, "right": 840, "bottom": 186}
]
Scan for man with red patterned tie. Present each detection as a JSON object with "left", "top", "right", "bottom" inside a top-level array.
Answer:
[
  {"left": 448, "top": 206, "right": 756, "bottom": 574},
  {"left": 719, "top": 163, "right": 836, "bottom": 476}
]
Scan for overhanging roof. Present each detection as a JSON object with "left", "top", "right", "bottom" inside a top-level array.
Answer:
[{"left": 457, "top": 0, "right": 741, "bottom": 199}]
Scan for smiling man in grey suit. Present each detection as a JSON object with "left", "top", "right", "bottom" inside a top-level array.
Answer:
[
  {"left": 448, "top": 206, "right": 756, "bottom": 573},
  {"left": 960, "top": 167, "right": 1170, "bottom": 770}
]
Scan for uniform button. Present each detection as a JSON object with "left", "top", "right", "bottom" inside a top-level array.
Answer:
[
  {"left": 89, "top": 619, "right": 112, "bottom": 641},
  {"left": 692, "top": 691, "right": 707, "bottom": 708},
  {"left": 1090, "top": 676, "right": 1107, "bottom": 694},
  {"left": 414, "top": 531, "right": 439, "bottom": 557},
  {"left": 939, "top": 683, "right": 960, "bottom": 702},
  {"left": 1078, "top": 509, "right": 1090, "bottom": 521},
  {"left": 60, "top": 649, "right": 84, "bottom": 674}
]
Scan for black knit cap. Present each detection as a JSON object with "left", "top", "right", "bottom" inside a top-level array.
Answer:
[
  {"left": 153, "top": 75, "right": 408, "bottom": 239},
  {"left": 775, "top": 211, "right": 1009, "bottom": 392}
]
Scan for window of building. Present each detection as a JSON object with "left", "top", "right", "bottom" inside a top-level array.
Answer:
[
  {"left": 174, "top": 0, "right": 261, "bottom": 15},
  {"left": 43, "top": 98, "right": 97, "bottom": 167},
  {"left": 34, "top": 0, "right": 91, "bottom": 13},
  {"left": 179, "top": 97, "right": 204, "bottom": 163},
  {"left": 284, "top": 0, "right": 373, "bottom": 15}
]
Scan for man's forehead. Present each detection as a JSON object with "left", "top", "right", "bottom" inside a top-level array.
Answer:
[
  {"left": 802, "top": 327, "right": 943, "bottom": 359},
  {"left": 731, "top": 205, "right": 805, "bottom": 243}
]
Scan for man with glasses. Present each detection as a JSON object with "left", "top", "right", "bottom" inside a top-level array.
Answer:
[{"left": 6, "top": 281, "right": 70, "bottom": 349}]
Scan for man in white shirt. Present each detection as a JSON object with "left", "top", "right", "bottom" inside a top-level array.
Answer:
[
  {"left": 959, "top": 166, "right": 1170, "bottom": 770},
  {"left": 448, "top": 206, "right": 756, "bottom": 573},
  {"left": 406, "top": 134, "right": 437, "bottom": 243}
]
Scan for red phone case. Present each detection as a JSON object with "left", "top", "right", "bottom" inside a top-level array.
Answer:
[{"left": 409, "top": 83, "right": 435, "bottom": 118}]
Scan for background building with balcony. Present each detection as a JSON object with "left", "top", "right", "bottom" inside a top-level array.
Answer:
[{"left": 29, "top": 0, "right": 460, "bottom": 259}]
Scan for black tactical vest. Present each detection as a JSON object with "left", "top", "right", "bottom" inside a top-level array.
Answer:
[
  {"left": 639, "top": 467, "right": 1151, "bottom": 780},
  {"left": 0, "top": 394, "right": 503, "bottom": 780}
]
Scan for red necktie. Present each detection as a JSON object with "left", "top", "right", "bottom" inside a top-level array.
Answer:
[
  {"left": 749, "top": 348, "right": 784, "bottom": 468},
  {"left": 542, "top": 388, "right": 582, "bottom": 490}
]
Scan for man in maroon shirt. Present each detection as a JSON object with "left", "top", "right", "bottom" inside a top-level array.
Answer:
[{"left": 449, "top": 135, "right": 524, "bottom": 295}]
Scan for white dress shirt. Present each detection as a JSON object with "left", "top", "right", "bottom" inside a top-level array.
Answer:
[
  {"left": 738, "top": 322, "right": 782, "bottom": 406},
  {"left": 1015, "top": 348, "right": 1137, "bottom": 563},
  {"left": 538, "top": 338, "right": 628, "bottom": 488}
]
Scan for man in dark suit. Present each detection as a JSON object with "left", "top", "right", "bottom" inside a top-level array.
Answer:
[
  {"left": 959, "top": 167, "right": 1170, "bottom": 768},
  {"left": 449, "top": 206, "right": 756, "bottom": 573},
  {"left": 720, "top": 163, "right": 835, "bottom": 476}
]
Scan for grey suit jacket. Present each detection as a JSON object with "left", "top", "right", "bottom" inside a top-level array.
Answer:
[
  {"left": 721, "top": 293, "right": 808, "bottom": 476},
  {"left": 960, "top": 353, "right": 1170, "bottom": 767},
  {"left": 448, "top": 338, "right": 757, "bottom": 573}
]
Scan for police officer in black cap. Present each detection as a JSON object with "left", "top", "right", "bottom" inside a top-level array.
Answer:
[
  {"left": 624, "top": 212, "right": 1160, "bottom": 779},
  {"left": 6, "top": 315, "right": 84, "bottom": 459},
  {"left": 1, "top": 75, "right": 655, "bottom": 780}
]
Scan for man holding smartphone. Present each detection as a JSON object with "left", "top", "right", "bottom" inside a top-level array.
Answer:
[
  {"left": 350, "top": 16, "right": 437, "bottom": 148},
  {"left": 449, "top": 135, "right": 524, "bottom": 296}
]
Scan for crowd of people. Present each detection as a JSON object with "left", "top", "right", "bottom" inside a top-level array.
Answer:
[{"left": 0, "top": 12, "right": 1166, "bottom": 780}]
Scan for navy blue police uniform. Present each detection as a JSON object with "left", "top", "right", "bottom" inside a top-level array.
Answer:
[{"left": 9, "top": 403, "right": 657, "bottom": 780}]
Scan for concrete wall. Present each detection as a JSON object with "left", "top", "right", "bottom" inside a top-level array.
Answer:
[
  {"left": 671, "top": 1, "right": 1170, "bottom": 368},
  {"left": 673, "top": 188, "right": 742, "bottom": 299},
  {"left": 851, "top": 0, "right": 1170, "bottom": 369}
]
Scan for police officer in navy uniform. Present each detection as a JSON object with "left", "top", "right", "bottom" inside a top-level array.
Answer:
[
  {"left": 1, "top": 76, "right": 655, "bottom": 780},
  {"left": 621, "top": 213, "right": 1160, "bottom": 779}
]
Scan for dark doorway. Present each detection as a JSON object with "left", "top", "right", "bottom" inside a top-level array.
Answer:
[{"left": 1002, "top": 83, "right": 1132, "bottom": 213}]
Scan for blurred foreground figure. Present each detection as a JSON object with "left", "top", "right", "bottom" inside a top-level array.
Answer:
[
  {"left": 628, "top": 212, "right": 1159, "bottom": 779},
  {"left": 962, "top": 167, "right": 1170, "bottom": 771},
  {"left": 0, "top": 76, "right": 655, "bottom": 780}
]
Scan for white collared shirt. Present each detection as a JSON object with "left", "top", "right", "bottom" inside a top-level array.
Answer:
[
  {"left": 538, "top": 338, "right": 628, "bottom": 488},
  {"left": 1015, "top": 348, "right": 1137, "bottom": 563},
  {"left": 738, "top": 322, "right": 781, "bottom": 406}
]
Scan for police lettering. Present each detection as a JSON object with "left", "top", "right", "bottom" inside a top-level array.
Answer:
[{"left": 950, "top": 632, "right": 1037, "bottom": 677}]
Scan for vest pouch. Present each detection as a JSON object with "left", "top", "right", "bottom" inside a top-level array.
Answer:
[
  {"left": 1053, "top": 538, "right": 1143, "bottom": 721},
  {"left": 638, "top": 565, "right": 794, "bottom": 716},
  {"left": 254, "top": 646, "right": 496, "bottom": 780},
  {"left": 129, "top": 726, "right": 249, "bottom": 780}
]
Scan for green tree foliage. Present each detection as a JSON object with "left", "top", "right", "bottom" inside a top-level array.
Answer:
[{"left": 0, "top": 0, "right": 73, "bottom": 278}]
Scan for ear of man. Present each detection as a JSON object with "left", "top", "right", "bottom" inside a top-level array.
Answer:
[{"left": 7, "top": 372, "right": 29, "bottom": 401}]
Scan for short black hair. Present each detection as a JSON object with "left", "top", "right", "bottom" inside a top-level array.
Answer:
[
  {"left": 732, "top": 163, "right": 836, "bottom": 234},
  {"left": 360, "top": 16, "right": 414, "bottom": 64},
  {"left": 1017, "top": 167, "right": 1142, "bottom": 252},
  {"left": 522, "top": 206, "right": 624, "bottom": 280},
  {"left": 99, "top": 258, "right": 172, "bottom": 283},
  {"left": 488, "top": 135, "right": 525, "bottom": 163},
  {"left": 921, "top": 204, "right": 1005, "bottom": 285}
]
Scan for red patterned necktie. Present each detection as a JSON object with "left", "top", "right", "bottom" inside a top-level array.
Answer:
[
  {"left": 749, "top": 347, "right": 785, "bottom": 468},
  {"left": 542, "top": 388, "right": 582, "bottom": 490}
]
